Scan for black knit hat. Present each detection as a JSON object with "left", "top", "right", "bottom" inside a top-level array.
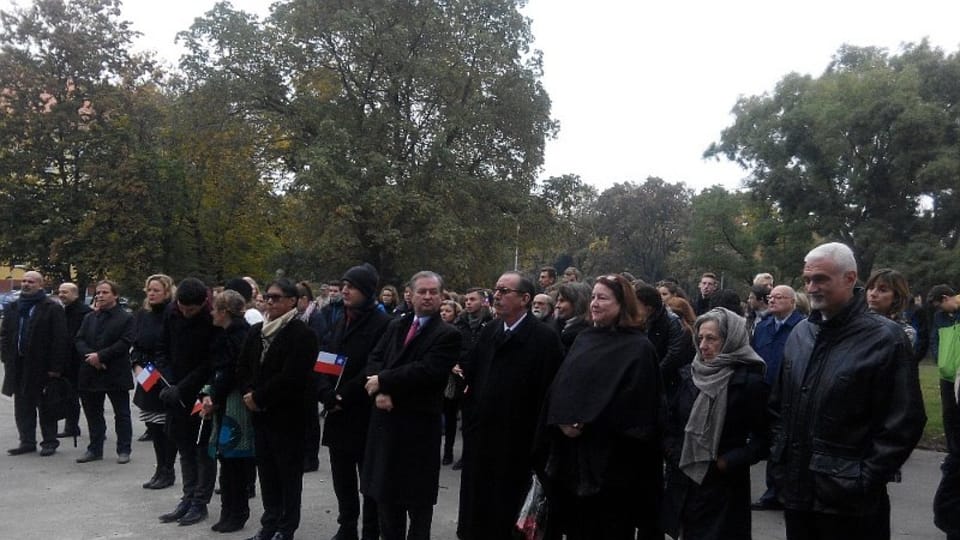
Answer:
[
  {"left": 342, "top": 263, "right": 380, "bottom": 302},
  {"left": 224, "top": 277, "right": 253, "bottom": 302}
]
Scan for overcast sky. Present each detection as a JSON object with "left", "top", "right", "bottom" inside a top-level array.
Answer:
[{"left": 3, "top": 0, "right": 959, "bottom": 192}]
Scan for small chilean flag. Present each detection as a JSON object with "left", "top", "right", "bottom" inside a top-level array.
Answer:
[
  {"left": 314, "top": 351, "right": 347, "bottom": 376},
  {"left": 191, "top": 398, "right": 203, "bottom": 416},
  {"left": 136, "top": 364, "right": 162, "bottom": 392}
]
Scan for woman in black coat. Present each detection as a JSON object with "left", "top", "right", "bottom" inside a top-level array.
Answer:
[
  {"left": 237, "top": 278, "right": 319, "bottom": 540},
  {"left": 661, "top": 308, "right": 769, "bottom": 540},
  {"left": 541, "top": 274, "right": 664, "bottom": 540},
  {"left": 553, "top": 281, "right": 592, "bottom": 355},
  {"left": 132, "top": 274, "right": 178, "bottom": 489}
]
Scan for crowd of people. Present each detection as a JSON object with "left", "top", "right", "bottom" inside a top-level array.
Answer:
[{"left": 0, "top": 239, "right": 951, "bottom": 540}]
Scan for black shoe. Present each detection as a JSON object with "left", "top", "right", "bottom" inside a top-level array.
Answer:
[
  {"left": 271, "top": 533, "right": 293, "bottom": 540},
  {"left": 217, "top": 516, "right": 247, "bottom": 533},
  {"left": 159, "top": 500, "right": 191, "bottom": 523},
  {"left": 244, "top": 530, "right": 276, "bottom": 540},
  {"left": 148, "top": 467, "right": 176, "bottom": 489},
  {"left": 76, "top": 451, "right": 103, "bottom": 463},
  {"left": 7, "top": 445, "right": 36, "bottom": 456},
  {"left": 57, "top": 427, "right": 80, "bottom": 438},
  {"left": 137, "top": 430, "right": 153, "bottom": 442},
  {"left": 178, "top": 503, "right": 208, "bottom": 526},
  {"left": 39, "top": 447, "right": 57, "bottom": 457},
  {"left": 750, "top": 498, "right": 784, "bottom": 511},
  {"left": 142, "top": 468, "right": 160, "bottom": 489},
  {"left": 451, "top": 458, "right": 463, "bottom": 470},
  {"left": 442, "top": 454, "right": 454, "bottom": 466}
]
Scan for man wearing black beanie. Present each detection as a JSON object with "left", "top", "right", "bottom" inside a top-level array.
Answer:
[{"left": 317, "top": 263, "right": 392, "bottom": 540}]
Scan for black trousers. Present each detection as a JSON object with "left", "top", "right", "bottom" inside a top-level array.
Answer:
[
  {"left": 377, "top": 502, "right": 433, "bottom": 540},
  {"left": 942, "top": 380, "right": 960, "bottom": 454},
  {"left": 146, "top": 421, "right": 177, "bottom": 469},
  {"left": 170, "top": 413, "right": 217, "bottom": 505},
  {"left": 256, "top": 424, "right": 306, "bottom": 536},
  {"left": 80, "top": 389, "right": 132, "bottom": 455},
  {"left": 218, "top": 457, "right": 255, "bottom": 524},
  {"left": 13, "top": 390, "right": 58, "bottom": 449},
  {"left": 304, "top": 401, "right": 321, "bottom": 466},
  {"left": 784, "top": 490, "right": 890, "bottom": 540},
  {"left": 442, "top": 397, "right": 459, "bottom": 458},
  {"left": 329, "top": 444, "right": 379, "bottom": 538}
]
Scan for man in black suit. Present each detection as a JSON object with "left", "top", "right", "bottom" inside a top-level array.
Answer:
[
  {"left": 456, "top": 271, "right": 563, "bottom": 539},
  {"left": 361, "top": 271, "right": 462, "bottom": 540}
]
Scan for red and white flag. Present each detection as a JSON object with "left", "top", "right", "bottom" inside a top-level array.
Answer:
[
  {"left": 135, "top": 364, "right": 162, "bottom": 392},
  {"left": 314, "top": 351, "right": 347, "bottom": 376}
]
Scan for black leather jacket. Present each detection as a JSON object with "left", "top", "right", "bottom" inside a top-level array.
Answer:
[{"left": 768, "top": 289, "right": 926, "bottom": 515}]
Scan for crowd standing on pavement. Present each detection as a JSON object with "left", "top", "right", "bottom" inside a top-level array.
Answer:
[{"left": 0, "top": 239, "right": 951, "bottom": 540}]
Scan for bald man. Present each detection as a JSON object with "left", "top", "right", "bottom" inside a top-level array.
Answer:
[
  {"left": 57, "top": 282, "right": 92, "bottom": 438},
  {"left": 1, "top": 271, "right": 69, "bottom": 456}
]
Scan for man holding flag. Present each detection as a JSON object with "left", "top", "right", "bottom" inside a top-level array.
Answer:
[
  {"left": 318, "top": 263, "right": 391, "bottom": 540},
  {"left": 157, "top": 278, "right": 218, "bottom": 527}
]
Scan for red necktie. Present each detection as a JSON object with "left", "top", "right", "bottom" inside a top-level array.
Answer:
[{"left": 403, "top": 317, "right": 420, "bottom": 346}]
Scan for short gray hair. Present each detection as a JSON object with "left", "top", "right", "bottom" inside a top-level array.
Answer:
[
  {"left": 804, "top": 242, "right": 857, "bottom": 274},
  {"left": 214, "top": 289, "right": 246, "bottom": 317},
  {"left": 408, "top": 270, "right": 444, "bottom": 292}
]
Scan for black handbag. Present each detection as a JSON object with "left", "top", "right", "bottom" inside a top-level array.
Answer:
[{"left": 41, "top": 376, "right": 76, "bottom": 422}]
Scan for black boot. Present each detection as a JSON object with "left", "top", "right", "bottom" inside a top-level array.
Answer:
[
  {"left": 142, "top": 467, "right": 161, "bottom": 489},
  {"left": 149, "top": 467, "right": 176, "bottom": 489}
]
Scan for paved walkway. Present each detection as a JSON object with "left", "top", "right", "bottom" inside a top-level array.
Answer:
[{"left": 0, "top": 390, "right": 944, "bottom": 539}]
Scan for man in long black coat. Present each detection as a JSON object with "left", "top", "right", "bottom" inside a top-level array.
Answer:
[
  {"left": 456, "top": 271, "right": 563, "bottom": 540},
  {"left": 1, "top": 270, "right": 68, "bottom": 456},
  {"left": 361, "top": 271, "right": 461, "bottom": 540},
  {"left": 157, "top": 278, "right": 219, "bottom": 526},
  {"left": 318, "top": 263, "right": 392, "bottom": 540},
  {"left": 57, "top": 282, "right": 91, "bottom": 438}
]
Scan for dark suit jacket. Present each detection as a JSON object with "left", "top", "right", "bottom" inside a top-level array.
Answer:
[
  {"left": 361, "top": 314, "right": 461, "bottom": 505},
  {"left": 76, "top": 304, "right": 135, "bottom": 392}
]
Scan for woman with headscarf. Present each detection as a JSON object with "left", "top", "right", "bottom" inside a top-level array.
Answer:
[
  {"left": 661, "top": 307, "right": 769, "bottom": 540},
  {"left": 540, "top": 274, "right": 664, "bottom": 540}
]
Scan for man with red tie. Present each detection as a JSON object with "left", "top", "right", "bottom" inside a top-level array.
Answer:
[{"left": 361, "top": 271, "right": 462, "bottom": 540}]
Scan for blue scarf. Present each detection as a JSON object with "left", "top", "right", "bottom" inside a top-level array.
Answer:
[{"left": 16, "top": 290, "right": 46, "bottom": 354}]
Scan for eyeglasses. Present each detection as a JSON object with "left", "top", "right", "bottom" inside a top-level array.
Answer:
[
  {"left": 263, "top": 294, "right": 294, "bottom": 302},
  {"left": 493, "top": 287, "right": 520, "bottom": 296}
]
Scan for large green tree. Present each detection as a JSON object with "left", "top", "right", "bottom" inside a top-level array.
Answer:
[
  {"left": 179, "top": 0, "right": 555, "bottom": 287},
  {"left": 0, "top": 0, "right": 161, "bottom": 286},
  {"left": 706, "top": 42, "right": 960, "bottom": 279},
  {"left": 583, "top": 177, "right": 691, "bottom": 281}
]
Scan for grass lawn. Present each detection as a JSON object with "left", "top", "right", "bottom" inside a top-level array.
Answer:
[{"left": 919, "top": 359, "right": 945, "bottom": 451}]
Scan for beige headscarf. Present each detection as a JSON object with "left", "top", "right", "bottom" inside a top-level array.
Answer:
[{"left": 679, "top": 307, "right": 765, "bottom": 484}]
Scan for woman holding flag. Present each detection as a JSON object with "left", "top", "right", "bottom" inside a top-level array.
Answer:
[
  {"left": 132, "top": 274, "right": 177, "bottom": 490},
  {"left": 237, "top": 278, "right": 319, "bottom": 540},
  {"left": 200, "top": 290, "right": 253, "bottom": 533}
]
